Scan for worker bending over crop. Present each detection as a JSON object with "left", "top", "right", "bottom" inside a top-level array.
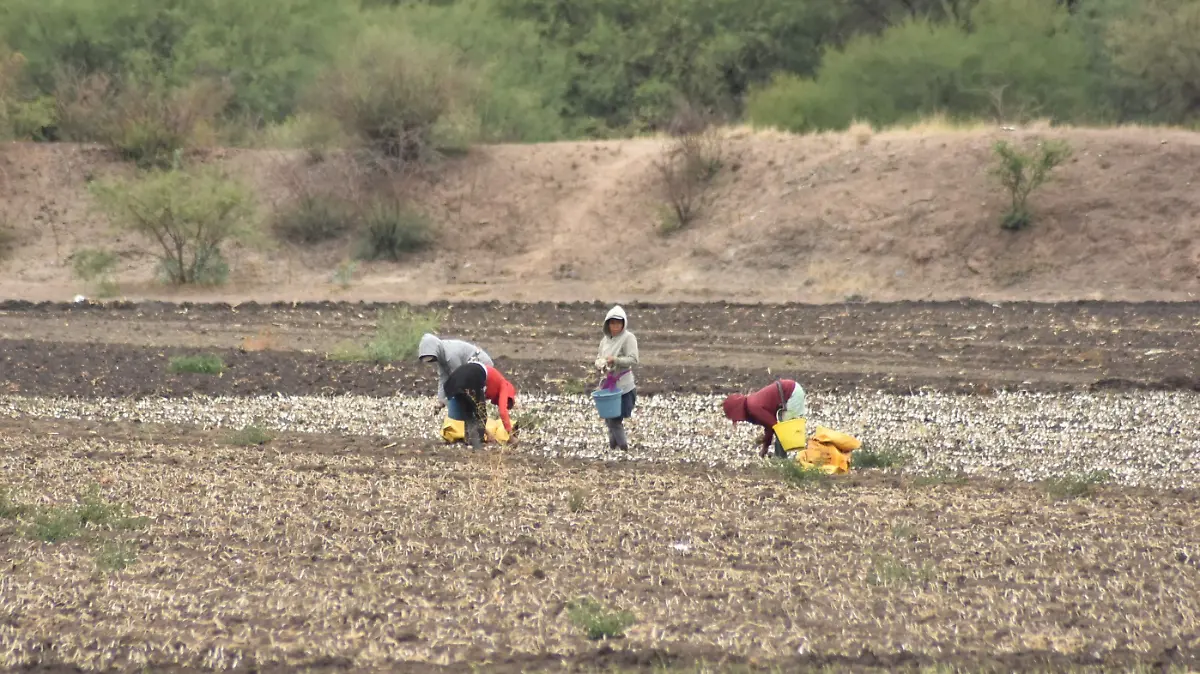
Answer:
[
  {"left": 418, "top": 333, "right": 493, "bottom": 414},
  {"left": 443, "top": 361, "right": 518, "bottom": 450},
  {"left": 722, "top": 379, "right": 806, "bottom": 457}
]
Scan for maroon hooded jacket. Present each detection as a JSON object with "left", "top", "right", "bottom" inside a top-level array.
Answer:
[{"left": 722, "top": 380, "right": 799, "bottom": 454}]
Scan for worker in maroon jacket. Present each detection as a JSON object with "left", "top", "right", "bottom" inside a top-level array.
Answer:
[{"left": 722, "top": 379, "right": 807, "bottom": 457}]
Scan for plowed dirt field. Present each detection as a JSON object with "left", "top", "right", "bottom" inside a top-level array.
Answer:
[{"left": 2, "top": 300, "right": 1199, "bottom": 673}]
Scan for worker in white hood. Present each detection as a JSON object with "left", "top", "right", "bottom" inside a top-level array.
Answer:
[{"left": 593, "top": 305, "right": 639, "bottom": 450}]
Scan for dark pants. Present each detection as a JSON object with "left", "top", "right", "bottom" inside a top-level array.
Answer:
[
  {"left": 605, "top": 390, "right": 637, "bottom": 450},
  {"left": 445, "top": 363, "right": 488, "bottom": 449}
]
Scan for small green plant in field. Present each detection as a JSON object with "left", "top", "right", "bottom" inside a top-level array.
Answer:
[
  {"left": 226, "top": 425, "right": 275, "bottom": 447},
  {"left": 891, "top": 523, "right": 919, "bottom": 542},
  {"left": 559, "top": 376, "right": 591, "bottom": 395},
  {"left": 95, "top": 540, "right": 138, "bottom": 572},
  {"left": 913, "top": 469, "right": 968, "bottom": 487},
  {"left": 1042, "top": 470, "right": 1112, "bottom": 499},
  {"left": 867, "top": 554, "right": 936, "bottom": 587},
  {"left": 512, "top": 410, "right": 545, "bottom": 432},
  {"left": 331, "top": 260, "right": 358, "bottom": 289},
  {"left": 770, "top": 458, "right": 831, "bottom": 488},
  {"left": 354, "top": 200, "right": 434, "bottom": 262},
  {"left": 13, "top": 486, "right": 147, "bottom": 543},
  {"left": 0, "top": 489, "right": 26, "bottom": 519},
  {"left": 329, "top": 307, "right": 442, "bottom": 363},
  {"left": 566, "top": 597, "right": 636, "bottom": 640},
  {"left": 567, "top": 487, "right": 588, "bottom": 513},
  {"left": 853, "top": 447, "right": 906, "bottom": 469},
  {"left": 26, "top": 509, "right": 82, "bottom": 543},
  {"left": 990, "top": 139, "right": 1071, "bottom": 231},
  {"left": 168, "top": 353, "right": 225, "bottom": 374}
]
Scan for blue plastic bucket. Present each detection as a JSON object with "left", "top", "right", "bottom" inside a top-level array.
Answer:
[
  {"left": 446, "top": 397, "right": 468, "bottom": 421},
  {"left": 592, "top": 389, "right": 623, "bottom": 419}
]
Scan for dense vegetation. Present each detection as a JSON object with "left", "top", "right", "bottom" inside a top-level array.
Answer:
[{"left": 1, "top": 0, "right": 1196, "bottom": 145}]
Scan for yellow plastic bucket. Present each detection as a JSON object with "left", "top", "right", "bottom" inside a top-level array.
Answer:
[{"left": 773, "top": 417, "right": 807, "bottom": 451}]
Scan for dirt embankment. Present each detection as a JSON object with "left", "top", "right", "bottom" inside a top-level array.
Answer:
[{"left": 2, "top": 125, "right": 1199, "bottom": 304}]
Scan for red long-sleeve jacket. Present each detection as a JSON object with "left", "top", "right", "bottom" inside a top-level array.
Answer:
[
  {"left": 483, "top": 366, "right": 517, "bottom": 433},
  {"left": 743, "top": 380, "right": 798, "bottom": 451}
]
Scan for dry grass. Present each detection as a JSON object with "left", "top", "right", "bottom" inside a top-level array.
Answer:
[{"left": 0, "top": 423, "right": 1197, "bottom": 671}]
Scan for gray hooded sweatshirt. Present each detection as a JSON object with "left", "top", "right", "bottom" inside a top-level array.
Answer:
[
  {"left": 418, "top": 333, "right": 494, "bottom": 403},
  {"left": 596, "top": 305, "right": 639, "bottom": 394}
]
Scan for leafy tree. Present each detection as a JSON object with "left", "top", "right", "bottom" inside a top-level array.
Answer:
[{"left": 1106, "top": 0, "right": 1200, "bottom": 124}]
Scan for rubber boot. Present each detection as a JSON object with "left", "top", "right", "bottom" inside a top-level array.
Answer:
[
  {"left": 605, "top": 418, "right": 620, "bottom": 450},
  {"left": 466, "top": 416, "right": 483, "bottom": 450},
  {"left": 612, "top": 419, "right": 629, "bottom": 451}
]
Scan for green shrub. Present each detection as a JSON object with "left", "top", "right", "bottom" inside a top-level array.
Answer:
[
  {"left": 770, "top": 458, "right": 832, "bottom": 488},
  {"left": 225, "top": 425, "right": 275, "bottom": 447},
  {"left": 274, "top": 195, "right": 356, "bottom": 245},
  {"left": 14, "top": 486, "right": 147, "bottom": 543},
  {"left": 382, "top": 0, "right": 573, "bottom": 142},
  {"left": 70, "top": 248, "right": 120, "bottom": 296},
  {"left": 1106, "top": 0, "right": 1200, "bottom": 124},
  {"left": 329, "top": 307, "right": 442, "bottom": 363},
  {"left": 1, "top": 0, "right": 355, "bottom": 125},
  {"left": 746, "top": 0, "right": 1096, "bottom": 132},
  {"left": 168, "top": 353, "right": 225, "bottom": 374},
  {"left": 853, "top": 447, "right": 906, "bottom": 469},
  {"left": 95, "top": 540, "right": 138, "bottom": 571},
  {"left": 990, "top": 138, "right": 1071, "bottom": 231},
  {"left": 355, "top": 200, "right": 434, "bottom": 261},
  {"left": 308, "top": 27, "right": 479, "bottom": 161},
  {"left": 90, "top": 163, "right": 255, "bottom": 285},
  {"left": 566, "top": 597, "right": 636, "bottom": 640},
  {"left": 0, "top": 47, "right": 57, "bottom": 140},
  {"left": 1042, "top": 470, "right": 1112, "bottom": 499}
]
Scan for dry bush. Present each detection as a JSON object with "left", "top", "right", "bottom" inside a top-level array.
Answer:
[
  {"left": 55, "top": 71, "right": 230, "bottom": 168},
  {"left": 271, "top": 160, "right": 435, "bottom": 258},
  {"left": 0, "top": 221, "right": 14, "bottom": 261},
  {"left": 654, "top": 126, "right": 724, "bottom": 234}
]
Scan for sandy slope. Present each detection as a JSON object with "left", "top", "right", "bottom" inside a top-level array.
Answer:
[{"left": 2, "top": 124, "right": 1199, "bottom": 304}]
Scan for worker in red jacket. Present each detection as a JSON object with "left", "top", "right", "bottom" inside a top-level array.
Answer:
[
  {"left": 722, "top": 379, "right": 807, "bottom": 457},
  {"left": 444, "top": 361, "right": 518, "bottom": 449}
]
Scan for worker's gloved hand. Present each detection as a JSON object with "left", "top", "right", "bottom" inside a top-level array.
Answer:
[
  {"left": 759, "top": 446, "right": 769, "bottom": 458},
  {"left": 593, "top": 357, "right": 607, "bottom": 371}
]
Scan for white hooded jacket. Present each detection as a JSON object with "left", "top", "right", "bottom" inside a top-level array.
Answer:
[
  {"left": 418, "top": 333, "right": 493, "bottom": 403},
  {"left": 595, "top": 305, "right": 639, "bottom": 394}
]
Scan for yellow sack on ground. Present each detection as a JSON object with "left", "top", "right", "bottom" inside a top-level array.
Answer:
[
  {"left": 794, "top": 427, "right": 861, "bottom": 474},
  {"left": 797, "top": 439, "right": 850, "bottom": 474},
  {"left": 441, "top": 417, "right": 511, "bottom": 444},
  {"left": 811, "top": 426, "right": 862, "bottom": 452}
]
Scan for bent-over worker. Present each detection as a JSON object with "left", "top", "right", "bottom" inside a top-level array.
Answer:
[
  {"left": 418, "top": 333, "right": 493, "bottom": 413},
  {"left": 722, "top": 379, "right": 807, "bottom": 458},
  {"left": 443, "top": 361, "right": 518, "bottom": 449}
]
